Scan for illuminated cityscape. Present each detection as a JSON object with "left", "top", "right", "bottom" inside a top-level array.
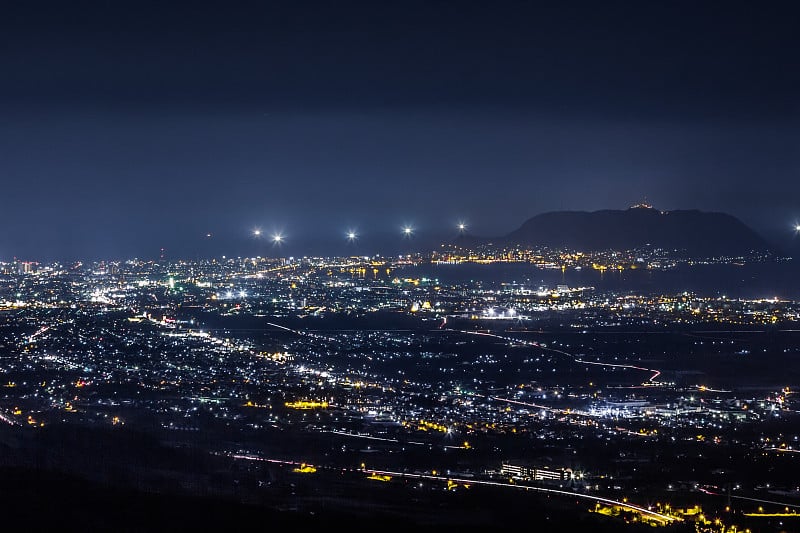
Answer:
[
  {"left": 1, "top": 248, "right": 800, "bottom": 531},
  {"left": 3, "top": 1, "right": 800, "bottom": 531}
]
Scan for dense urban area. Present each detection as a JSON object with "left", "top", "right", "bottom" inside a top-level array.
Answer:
[{"left": 1, "top": 251, "right": 799, "bottom": 532}]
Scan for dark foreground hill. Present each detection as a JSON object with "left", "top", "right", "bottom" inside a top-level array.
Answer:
[
  {"left": 0, "top": 425, "right": 689, "bottom": 533},
  {"left": 0, "top": 465, "right": 689, "bottom": 533},
  {"left": 502, "top": 207, "right": 773, "bottom": 255}
]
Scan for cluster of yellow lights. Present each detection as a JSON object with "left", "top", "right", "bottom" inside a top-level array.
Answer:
[
  {"left": 293, "top": 463, "right": 317, "bottom": 474},
  {"left": 343, "top": 379, "right": 370, "bottom": 388},
  {"left": 392, "top": 277, "right": 421, "bottom": 286},
  {"left": 257, "top": 351, "right": 292, "bottom": 362},
  {"left": 416, "top": 420, "right": 448, "bottom": 433},
  {"left": 242, "top": 400, "right": 268, "bottom": 408},
  {"left": 409, "top": 301, "right": 432, "bottom": 312},
  {"left": 446, "top": 479, "right": 470, "bottom": 490},
  {"left": 284, "top": 400, "right": 329, "bottom": 410}
]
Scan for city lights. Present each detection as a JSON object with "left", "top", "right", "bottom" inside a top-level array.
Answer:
[
  {"left": 5, "top": 1, "right": 796, "bottom": 529},
  {"left": 0, "top": 247, "right": 796, "bottom": 533}
]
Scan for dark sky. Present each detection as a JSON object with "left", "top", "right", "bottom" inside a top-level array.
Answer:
[{"left": 1, "top": 0, "right": 799, "bottom": 260}]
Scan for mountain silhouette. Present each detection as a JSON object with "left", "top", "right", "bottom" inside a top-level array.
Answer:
[{"left": 497, "top": 206, "right": 774, "bottom": 255}]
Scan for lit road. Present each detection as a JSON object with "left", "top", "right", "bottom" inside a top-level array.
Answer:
[
  {"left": 700, "top": 487, "right": 800, "bottom": 510},
  {"left": 0, "top": 411, "right": 19, "bottom": 426},
  {"left": 225, "top": 453, "right": 681, "bottom": 523},
  {"left": 454, "top": 329, "right": 663, "bottom": 383},
  {"left": 361, "top": 467, "right": 681, "bottom": 523}
]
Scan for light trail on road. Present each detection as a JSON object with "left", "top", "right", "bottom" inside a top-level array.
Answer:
[{"left": 454, "top": 329, "right": 663, "bottom": 383}]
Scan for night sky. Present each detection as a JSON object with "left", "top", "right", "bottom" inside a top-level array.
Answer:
[{"left": 1, "top": 1, "right": 799, "bottom": 260}]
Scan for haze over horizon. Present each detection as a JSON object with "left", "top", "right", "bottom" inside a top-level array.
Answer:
[
  {"left": 2, "top": 1, "right": 799, "bottom": 260},
  {"left": 3, "top": 203, "right": 798, "bottom": 263}
]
